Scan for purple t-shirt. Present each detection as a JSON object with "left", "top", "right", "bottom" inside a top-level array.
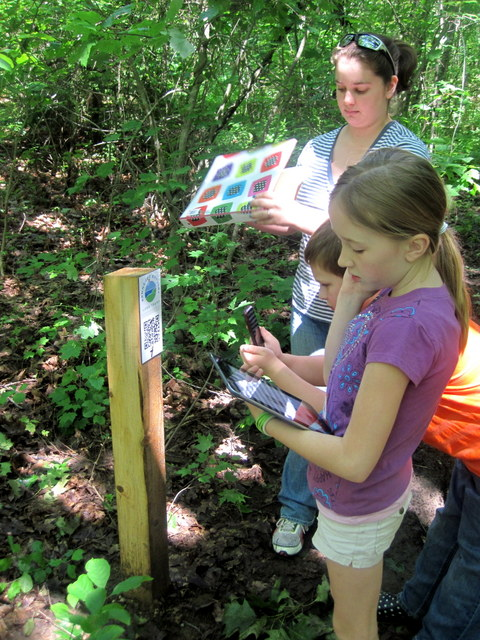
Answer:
[{"left": 307, "top": 285, "right": 460, "bottom": 516}]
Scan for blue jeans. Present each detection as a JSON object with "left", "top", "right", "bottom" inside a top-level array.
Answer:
[
  {"left": 400, "top": 460, "right": 480, "bottom": 640},
  {"left": 277, "top": 308, "right": 330, "bottom": 526},
  {"left": 290, "top": 306, "right": 330, "bottom": 357}
]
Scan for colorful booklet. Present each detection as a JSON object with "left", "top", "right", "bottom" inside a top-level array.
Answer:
[{"left": 180, "top": 138, "right": 302, "bottom": 228}]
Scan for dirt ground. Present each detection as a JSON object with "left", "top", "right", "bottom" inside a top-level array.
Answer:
[{"left": 0, "top": 384, "right": 454, "bottom": 640}]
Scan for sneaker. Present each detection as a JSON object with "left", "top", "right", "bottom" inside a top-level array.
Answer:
[
  {"left": 377, "top": 591, "right": 414, "bottom": 624},
  {"left": 272, "top": 518, "right": 307, "bottom": 556}
]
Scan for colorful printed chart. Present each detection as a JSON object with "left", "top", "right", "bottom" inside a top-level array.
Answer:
[{"left": 180, "top": 138, "right": 297, "bottom": 228}]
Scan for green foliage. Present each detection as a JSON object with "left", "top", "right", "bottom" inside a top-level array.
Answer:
[
  {"left": 163, "top": 227, "right": 293, "bottom": 354},
  {"left": 223, "top": 576, "right": 333, "bottom": 639},
  {"left": 32, "top": 310, "right": 109, "bottom": 435},
  {"left": 432, "top": 144, "right": 480, "bottom": 197},
  {"left": 105, "top": 227, "right": 159, "bottom": 267},
  {"left": 51, "top": 558, "right": 152, "bottom": 640},
  {"left": 0, "top": 536, "right": 84, "bottom": 600},
  {"left": 3, "top": 248, "right": 109, "bottom": 435},
  {"left": 0, "top": 384, "right": 27, "bottom": 406},
  {"left": 8, "top": 460, "right": 71, "bottom": 500},
  {"left": 17, "top": 251, "right": 91, "bottom": 283},
  {"left": 176, "top": 433, "right": 251, "bottom": 512},
  {"left": 50, "top": 360, "right": 109, "bottom": 433}
]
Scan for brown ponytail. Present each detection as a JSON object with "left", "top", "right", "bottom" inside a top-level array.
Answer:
[{"left": 436, "top": 229, "right": 471, "bottom": 349}]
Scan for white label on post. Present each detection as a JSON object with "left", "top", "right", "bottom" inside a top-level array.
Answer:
[{"left": 139, "top": 269, "right": 162, "bottom": 364}]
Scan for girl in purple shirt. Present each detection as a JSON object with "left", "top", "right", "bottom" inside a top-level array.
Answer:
[{"left": 240, "top": 148, "right": 470, "bottom": 639}]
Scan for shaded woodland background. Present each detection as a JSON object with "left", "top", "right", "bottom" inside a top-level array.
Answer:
[{"left": 0, "top": 1, "right": 479, "bottom": 639}]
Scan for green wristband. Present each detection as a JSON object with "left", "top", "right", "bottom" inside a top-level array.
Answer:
[{"left": 255, "top": 411, "right": 274, "bottom": 435}]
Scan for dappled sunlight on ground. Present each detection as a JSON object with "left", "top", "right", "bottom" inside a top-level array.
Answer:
[
  {"left": 25, "top": 212, "right": 70, "bottom": 233},
  {"left": 167, "top": 501, "right": 206, "bottom": 547}
]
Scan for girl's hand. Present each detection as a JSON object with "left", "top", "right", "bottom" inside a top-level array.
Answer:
[
  {"left": 338, "top": 269, "right": 378, "bottom": 304},
  {"left": 246, "top": 402, "right": 262, "bottom": 420}
]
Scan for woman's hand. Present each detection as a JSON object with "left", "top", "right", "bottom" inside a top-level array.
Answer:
[
  {"left": 250, "top": 192, "right": 294, "bottom": 228},
  {"left": 249, "top": 192, "right": 328, "bottom": 236}
]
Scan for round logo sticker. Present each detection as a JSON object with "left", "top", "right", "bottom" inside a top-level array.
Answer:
[{"left": 144, "top": 279, "right": 157, "bottom": 303}]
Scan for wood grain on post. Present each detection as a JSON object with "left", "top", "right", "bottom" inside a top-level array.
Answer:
[{"left": 104, "top": 267, "right": 169, "bottom": 602}]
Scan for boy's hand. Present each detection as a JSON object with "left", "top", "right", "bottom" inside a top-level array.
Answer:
[
  {"left": 240, "top": 344, "right": 282, "bottom": 379},
  {"left": 258, "top": 327, "right": 282, "bottom": 357}
]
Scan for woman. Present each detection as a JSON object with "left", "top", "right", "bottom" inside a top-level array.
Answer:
[{"left": 249, "top": 33, "right": 430, "bottom": 556}]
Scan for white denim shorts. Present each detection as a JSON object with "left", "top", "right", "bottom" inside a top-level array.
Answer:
[{"left": 311, "top": 491, "right": 412, "bottom": 569}]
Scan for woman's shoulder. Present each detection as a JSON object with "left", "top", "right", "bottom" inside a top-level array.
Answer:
[
  {"left": 376, "top": 121, "right": 430, "bottom": 159},
  {"left": 308, "top": 126, "right": 343, "bottom": 149},
  {"left": 297, "top": 127, "right": 343, "bottom": 165}
]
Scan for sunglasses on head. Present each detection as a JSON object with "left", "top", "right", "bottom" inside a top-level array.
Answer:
[{"left": 338, "top": 33, "right": 396, "bottom": 75}]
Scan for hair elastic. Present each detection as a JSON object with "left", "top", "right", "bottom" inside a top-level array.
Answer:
[
  {"left": 440, "top": 221, "right": 448, "bottom": 234},
  {"left": 255, "top": 412, "right": 274, "bottom": 435}
]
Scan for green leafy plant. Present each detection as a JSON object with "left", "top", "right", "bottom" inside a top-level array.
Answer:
[
  {"left": 8, "top": 459, "right": 71, "bottom": 500},
  {"left": 16, "top": 250, "right": 92, "bottom": 282},
  {"left": 49, "top": 314, "right": 109, "bottom": 434},
  {"left": 432, "top": 146, "right": 480, "bottom": 197},
  {"left": 177, "top": 433, "right": 235, "bottom": 482},
  {"left": 102, "top": 493, "right": 116, "bottom": 514},
  {"left": 17, "top": 303, "right": 110, "bottom": 435},
  {"left": 0, "top": 536, "right": 84, "bottom": 600},
  {"left": 223, "top": 576, "right": 333, "bottom": 639},
  {"left": 0, "top": 383, "right": 27, "bottom": 406},
  {"left": 50, "top": 362, "right": 109, "bottom": 433},
  {"left": 105, "top": 227, "right": 159, "bottom": 267},
  {"left": 51, "top": 557, "right": 152, "bottom": 640},
  {"left": 163, "top": 227, "right": 293, "bottom": 353},
  {"left": 0, "top": 433, "right": 14, "bottom": 508}
]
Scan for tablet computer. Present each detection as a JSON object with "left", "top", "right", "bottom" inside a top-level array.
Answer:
[{"left": 210, "top": 353, "right": 327, "bottom": 431}]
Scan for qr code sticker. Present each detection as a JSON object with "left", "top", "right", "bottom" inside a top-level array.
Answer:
[{"left": 143, "top": 314, "right": 160, "bottom": 350}]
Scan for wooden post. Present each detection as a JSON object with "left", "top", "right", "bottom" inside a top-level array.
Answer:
[{"left": 104, "top": 267, "right": 169, "bottom": 602}]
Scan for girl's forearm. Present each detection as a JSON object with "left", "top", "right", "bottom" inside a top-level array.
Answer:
[
  {"left": 263, "top": 417, "right": 358, "bottom": 481},
  {"left": 266, "top": 359, "right": 326, "bottom": 413}
]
